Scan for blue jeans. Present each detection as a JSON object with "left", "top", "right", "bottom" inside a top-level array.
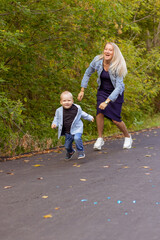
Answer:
[{"left": 64, "top": 133, "right": 84, "bottom": 153}]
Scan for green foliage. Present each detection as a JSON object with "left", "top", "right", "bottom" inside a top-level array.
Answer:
[{"left": 0, "top": 0, "right": 160, "bottom": 156}]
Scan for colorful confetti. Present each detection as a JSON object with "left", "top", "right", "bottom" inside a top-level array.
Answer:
[
  {"left": 42, "top": 196, "right": 48, "bottom": 199},
  {"left": 80, "top": 179, "right": 87, "bottom": 181},
  {"left": 43, "top": 214, "right": 52, "bottom": 219},
  {"left": 32, "top": 164, "right": 44, "bottom": 167}
]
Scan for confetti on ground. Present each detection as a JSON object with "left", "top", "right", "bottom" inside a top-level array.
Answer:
[
  {"left": 54, "top": 207, "right": 60, "bottom": 210},
  {"left": 107, "top": 197, "right": 111, "bottom": 200},
  {"left": 73, "top": 163, "right": 81, "bottom": 167},
  {"left": 80, "top": 179, "right": 87, "bottom": 181},
  {"left": 81, "top": 199, "right": 88, "bottom": 202},
  {"left": 141, "top": 166, "right": 150, "bottom": 169},
  {"left": 4, "top": 186, "right": 12, "bottom": 189},
  {"left": 43, "top": 214, "right": 52, "bottom": 219},
  {"left": 94, "top": 202, "right": 98, "bottom": 205},
  {"left": 42, "top": 196, "right": 48, "bottom": 199},
  {"left": 6, "top": 172, "right": 14, "bottom": 175},
  {"left": 24, "top": 160, "right": 30, "bottom": 163},
  {"left": 117, "top": 200, "right": 122, "bottom": 204},
  {"left": 133, "top": 200, "right": 136, "bottom": 203},
  {"left": 32, "top": 164, "right": 44, "bottom": 167}
]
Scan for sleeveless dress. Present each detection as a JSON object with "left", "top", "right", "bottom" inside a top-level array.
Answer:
[{"left": 96, "top": 69, "right": 124, "bottom": 122}]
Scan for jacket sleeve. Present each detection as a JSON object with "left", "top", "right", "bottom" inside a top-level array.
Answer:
[
  {"left": 81, "top": 110, "right": 93, "bottom": 121},
  {"left": 51, "top": 109, "right": 59, "bottom": 127},
  {"left": 81, "top": 56, "right": 98, "bottom": 88},
  {"left": 108, "top": 75, "right": 124, "bottom": 102}
]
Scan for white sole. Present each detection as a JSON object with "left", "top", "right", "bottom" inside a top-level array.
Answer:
[
  {"left": 93, "top": 147, "right": 102, "bottom": 150},
  {"left": 78, "top": 156, "right": 85, "bottom": 159},
  {"left": 123, "top": 140, "right": 133, "bottom": 149},
  {"left": 123, "top": 146, "right": 132, "bottom": 149},
  {"left": 93, "top": 142, "right": 104, "bottom": 150}
]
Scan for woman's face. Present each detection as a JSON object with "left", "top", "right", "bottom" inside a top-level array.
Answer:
[{"left": 103, "top": 44, "right": 114, "bottom": 62}]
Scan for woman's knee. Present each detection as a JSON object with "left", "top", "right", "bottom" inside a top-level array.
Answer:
[
  {"left": 96, "top": 113, "right": 104, "bottom": 119},
  {"left": 112, "top": 119, "right": 117, "bottom": 124}
]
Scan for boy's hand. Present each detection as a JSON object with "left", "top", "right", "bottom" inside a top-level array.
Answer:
[
  {"left": 51, "top": 124, "right": 57, "bottom": 129},
  {"left": 91, "top": 117, "right": 94, "bottom": 122}
]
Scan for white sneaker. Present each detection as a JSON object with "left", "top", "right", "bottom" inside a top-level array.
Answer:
[
  {"left": 93, "top": 137, "right": 104, "bottom": 150},
  {"left": 123, "top": 134, "right": 133, "bottom": 149}
]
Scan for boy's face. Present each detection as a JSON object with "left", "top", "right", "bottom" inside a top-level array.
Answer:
[{"left": 60, "top": 93, "right": 73, "bottom": 109}]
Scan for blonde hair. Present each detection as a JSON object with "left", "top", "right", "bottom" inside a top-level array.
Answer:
[
  {"left": 60, "top": 91, "right": 73, "bottom": 100},
  {"left": 99, "top": 42, "right": 127, "bottom": 77}
]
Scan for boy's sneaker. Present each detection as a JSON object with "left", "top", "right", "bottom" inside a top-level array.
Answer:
[
  {"left": 78, "top": 152, "right": 85, "bottom": 159},
  {"left": 93, "top": 137, "right": 104, "bottom": 150},
  {"left": 65, "top": 150, "right": 76, "bottom": 161},
  {"left": 123, "top": 134, "right": 133, "bottom": 149}
]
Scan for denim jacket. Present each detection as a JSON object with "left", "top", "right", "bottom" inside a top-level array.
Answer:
[
  {"left": 52, "top": 104, "right": 93, "bottom": 139},
  {"left": 81, "top": 55, "right": 125, "bottom": 102}
]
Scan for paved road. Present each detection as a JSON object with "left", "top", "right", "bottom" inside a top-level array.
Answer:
[{"left": 0, "top": 128, "right": 160, "bottom": 240}]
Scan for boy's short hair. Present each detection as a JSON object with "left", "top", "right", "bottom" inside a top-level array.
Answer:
[{"left": 60, "top": 91, "right": 73, "bottom": 100}]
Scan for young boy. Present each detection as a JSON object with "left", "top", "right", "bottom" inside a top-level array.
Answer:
[{"left": 51, "top": 91, "right": 94, "bottom": 160}]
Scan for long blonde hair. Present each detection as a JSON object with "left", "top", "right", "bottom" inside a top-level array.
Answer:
[{"left": 99, "top": 42, "right": 127, "bottom": 77}]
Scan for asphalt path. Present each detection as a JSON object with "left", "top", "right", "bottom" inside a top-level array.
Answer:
[{"left": 0, "top": 128, "right": 160, "bottom": 240}]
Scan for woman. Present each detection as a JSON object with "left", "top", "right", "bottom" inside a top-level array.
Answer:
[{"left": 77, "top": 42, "right": 132, "bottom": 150}]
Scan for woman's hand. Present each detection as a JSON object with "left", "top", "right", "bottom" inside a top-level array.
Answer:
[
  {"left": 77, "top": 91, "right": 84, "bottom": 101},
  {"left": 99, "top": 102, "right": 108, "bottom": 110}
]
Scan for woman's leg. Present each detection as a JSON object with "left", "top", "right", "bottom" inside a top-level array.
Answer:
[
  {"left": 112, "top": 120, "right": 132, "bottom": 149},
  {"left": 94, "top": 113, "right": 105, "bottom": 150},
  {"left": 96, "top": 113, "right": 104, "bottom": 137},
  {"left": 112, "top": 120, "right": 130, "bottom": 137}
]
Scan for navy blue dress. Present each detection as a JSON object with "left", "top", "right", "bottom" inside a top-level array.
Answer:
[{"left": 96, "top": 69, "right": 124, "bottom": 122}]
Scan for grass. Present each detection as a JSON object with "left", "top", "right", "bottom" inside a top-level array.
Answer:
[{"left": 131, "top": 113, "right": 160, "bottom": 131}]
